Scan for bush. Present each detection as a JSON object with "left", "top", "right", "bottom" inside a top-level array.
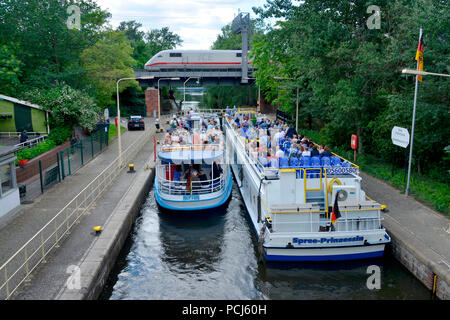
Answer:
[
  {"left": 48, "top": 126, "right": 73, "bottom": 145},
  {"left": 15, "top": 139, "right": 57, "bottom": 165}
]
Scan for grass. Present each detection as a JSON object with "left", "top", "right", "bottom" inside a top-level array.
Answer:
[
  {"left": 298, "top": 129, "right": 450, "bottom": 216},
  {"left": 108, "top": 124, "right": 127, "bottom": 140}
]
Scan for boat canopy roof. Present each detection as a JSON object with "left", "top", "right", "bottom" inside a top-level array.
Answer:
[{"left": 158, "top": 145, "right": 224, "bottom": 164}]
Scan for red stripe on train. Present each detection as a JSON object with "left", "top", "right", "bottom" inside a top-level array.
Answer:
[{"left": 145, "top": 62, "right": 251, "bottom": 67}]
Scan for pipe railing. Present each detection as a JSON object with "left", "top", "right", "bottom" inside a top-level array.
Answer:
[
  {"left": 0, "top": 124, "right": 155, "bottom": 300},
  {"left": 156, "top": 165, "right": 227, "bottom": 196},
  {"left": 270, "top": 217, "right": 383, "bottom": 234},
  {"left": 14, "top": 135, "right": 48, "bottom": 151},
  {"left": 0, "top": 132, "right": 47, "bottom": 137}
]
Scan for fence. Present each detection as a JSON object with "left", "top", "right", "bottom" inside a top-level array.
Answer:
[
  {"left": 17, "top": 125, "right": 109, "bottom": 203},
  {"left": 0, "top": 122, "right": 154, "bottom": 299}
]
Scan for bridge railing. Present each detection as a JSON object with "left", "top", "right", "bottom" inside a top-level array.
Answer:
[{"left": 0, "top": 122, "right": 155, "bottom": 300}]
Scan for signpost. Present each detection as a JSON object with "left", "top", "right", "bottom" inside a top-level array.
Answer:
[
  {"left": 391, "top": 126, "right": 410, "bottom": 181},
  {"left": 391, "top": 126, "right": 410, "bottom": 148}
]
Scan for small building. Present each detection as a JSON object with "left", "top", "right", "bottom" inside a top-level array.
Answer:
[
  {"left": 0, "top": 94, "right": 49, "bottom": 135},
  {"left": 0, "top": 146, "right": 20, "bottom": 218}
]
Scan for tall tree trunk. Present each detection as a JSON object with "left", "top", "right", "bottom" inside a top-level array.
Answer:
[{"left": 357, "top": 125, "right": 362, "bottom": 154}]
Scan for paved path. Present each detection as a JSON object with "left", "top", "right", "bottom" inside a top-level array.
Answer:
[
  {"left": 0, "top": 118, "right": 155, "bottom": 270},
  {"left": 8, "top": 118, "right": 162, "bottom": 299}
]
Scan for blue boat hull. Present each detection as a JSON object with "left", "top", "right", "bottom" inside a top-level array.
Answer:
[{"left": 155, "top": 171, "right": 233, "bottom": 212}]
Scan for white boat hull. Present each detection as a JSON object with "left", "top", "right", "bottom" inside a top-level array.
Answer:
[{"left": 225, "top": 120, "right": 390, "bottom": 263}]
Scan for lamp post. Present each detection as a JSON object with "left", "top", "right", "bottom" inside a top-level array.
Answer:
[
  {"left": 402, "top": 69, "right": 450, "bottom": 78},
  {"left": 116, "top": 76, "right": 154, "bottom": 167},
  {"left": 401, "top": 67, "right": 449, "bottom": 196},
  {"left": 183, "top": 77, "right": 200, "bottom": 106},
  {"left": 157, "top": 77, "right": 180, "bottom": 121}
]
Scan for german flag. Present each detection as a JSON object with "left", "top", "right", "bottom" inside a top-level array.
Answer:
[
  {"left": 331, "top": 192, "right": 342, "bottom": 224},
  {"left": 415, "top": 33, "right": 424, "bottom": 82}
]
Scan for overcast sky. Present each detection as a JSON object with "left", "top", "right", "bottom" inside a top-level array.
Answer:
[{"left": 96, "top": 0, "right": 268, "bottom": 50}]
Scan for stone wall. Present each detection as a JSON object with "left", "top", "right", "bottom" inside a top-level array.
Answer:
[
  {"left": 16, "top": 141, "right": 70, "bottom": 183},
  {"left": 145, "top": 88, "right": 159, "bottom": 117}
]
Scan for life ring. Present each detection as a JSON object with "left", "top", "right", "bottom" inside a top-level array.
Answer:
[{"left": 327, "top": 177, "right": 342, "bottom": 194}]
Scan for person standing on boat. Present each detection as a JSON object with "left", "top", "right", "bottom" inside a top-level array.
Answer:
[{"left": 285, "top": 125, "right": 297, "bottom": 139}]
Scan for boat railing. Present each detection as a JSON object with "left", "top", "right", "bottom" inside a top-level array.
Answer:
[
  {"left": 159, "top": 143, "right": 222, "bottom": 152},
  {"left": 156, "top": 165, "right": 227, "bottom": 196}
]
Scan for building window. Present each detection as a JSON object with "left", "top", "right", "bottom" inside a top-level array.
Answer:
[
  {"left": 236, "top": 53, "right": 242, "bottom": 57},
  {"left": 0, "top": 162, "right": 13, "bottom": 195},
  {"left": 170, "top": 53, "right": 182, "bottom": 57}
]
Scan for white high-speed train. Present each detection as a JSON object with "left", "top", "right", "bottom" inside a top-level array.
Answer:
[{"left": 144, "top": 50, "right": 252, "bottom": 71}]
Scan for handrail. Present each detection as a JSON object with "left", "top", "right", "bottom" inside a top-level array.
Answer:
[
  {"left": 0, "top": 132, "right": 47, "bottom": 137},
  {"left": 0, "top": 122, "right": 155, "bottom": 300},
  {"left": 14, "top": 135, "right": 48, "bottom": 150}
]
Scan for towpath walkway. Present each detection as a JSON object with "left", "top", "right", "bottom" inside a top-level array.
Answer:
[
  {"left": 0, "top": 118, "right": 158, "bottom": 299},
  {"left": 360, "top": 171, "right": 449, "bottom": 299}
]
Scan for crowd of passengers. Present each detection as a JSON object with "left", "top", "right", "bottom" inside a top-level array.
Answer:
[
  {"left": 162, "top": 113, "right": 223, "bottom": 146},
  {"left": 226, "top": 109, "right": 347, "bottom": 169}
]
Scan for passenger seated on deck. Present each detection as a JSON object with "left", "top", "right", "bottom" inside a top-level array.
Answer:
[
  {"left": 164, "top": 131, "right": 172, "bottom": 145},
  {"left": 320, "top": 146, "right": 332, "bottom": 158},
  {"left": 275, "top": 146, "right": 285, "bottom": 159},
  {"left": 300, "top": 145, "right": 311, "bottom": 157},
  {"left": 310, "top": 145, "right": 320, "bottom": 157},
  {"left": 288, "top": 143, "right": 299, "bottom": 158},
  {"left": 319, "top": 144, "right": 325, "bottom": 154}
]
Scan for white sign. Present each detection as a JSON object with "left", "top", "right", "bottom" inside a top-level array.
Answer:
[
  {"left": 391, "top": 126, "right": 410, "bottom": 148},
  {"left": 104, "top": 108, "right": 109, "bottom": 120}
]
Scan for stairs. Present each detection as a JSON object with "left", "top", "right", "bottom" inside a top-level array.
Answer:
[{"left": 306, "top": 190, "right": 326, "bottom": 211}]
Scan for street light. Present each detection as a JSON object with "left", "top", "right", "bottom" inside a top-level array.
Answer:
[
  {"left": 401, "top": 67, "right": 449, "bottom": 196},
  {"left": 402, "top": 69, "right": 450, "bottom": 77},
  {"left": 273, "top": 77, "right": 299, "bottom": 132},
  {"left": 116, "top": 76, "right": 154, "bottom": 167},
  {"left": 157, "top": 78, "right": 180, "bottom": 121},
  {"left": 183, "top": 77, "right": 201, "bottom": 106}
]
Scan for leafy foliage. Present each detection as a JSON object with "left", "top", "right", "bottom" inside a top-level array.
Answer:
[
  {"left": 0, "top": 45, "right": 22, "bottom": 95},
  {"left": 80, "top": 30, "right": 137, "bottom": 108},
  {"left": 23, "top": 84, "right": 100, "bottom": 131},
  {"left": 251, "top": 0, "right": 449, "bottom": 176}
]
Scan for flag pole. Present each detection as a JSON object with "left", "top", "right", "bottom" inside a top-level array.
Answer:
[{"left": 405, "top": 27, "right": 422, "bottom": 197}]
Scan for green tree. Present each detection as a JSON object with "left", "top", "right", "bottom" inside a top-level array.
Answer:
[
  {"left": 251, "top": 0, "right": 449, "bottom": 173},
  {"left": 80, "top": 30, "right": 137, "bottom": 108},
  {"left": 0, "top": 0, "right": 111, "bottom": 90},
  {"left": 0, "top": 45, "right": 22, "bottom": 95},
  {"left": 23, "top": 84, "right": 100, "bottom": 131}
]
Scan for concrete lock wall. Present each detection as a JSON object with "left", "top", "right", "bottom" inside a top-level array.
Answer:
[
  {"left": 387, "top": 227, "right": 450, "bottom": 300},
  {"left": 58, "top": 167, "right": 155, "bottom": 300}
]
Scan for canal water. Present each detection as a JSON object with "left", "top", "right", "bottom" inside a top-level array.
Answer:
[{"left": 100, "top": 184, "right": 431, "bottom": 300}]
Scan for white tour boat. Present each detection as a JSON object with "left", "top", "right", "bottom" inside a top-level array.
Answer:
[
  {"left": 224, "top": 110, "right": 391, "bottom": 262},
  {"left": 155, "top": 113, "right": 233, "bottom": 211}
]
